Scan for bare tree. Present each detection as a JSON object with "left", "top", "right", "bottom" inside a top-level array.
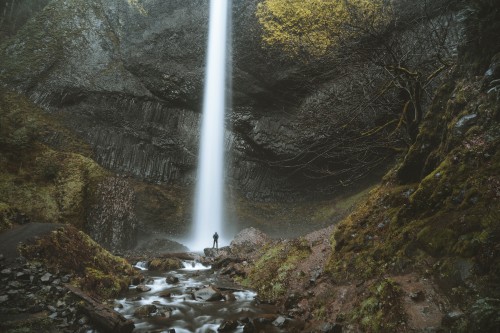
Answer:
[{"left": 251, "top": 0, "right": 462, "bottom": 186}]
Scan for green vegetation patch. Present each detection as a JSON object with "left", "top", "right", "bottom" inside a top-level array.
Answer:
[
  {"left": 148, "top": 258, "right": 183, "bottom": 271},
  {"left": 326, "top": 74, "right": 500, "bottom": 293},
  {"left": 351, "top": 278, "right": 406, "bottom": 333},
  {"left": 0, "top": 90, "right": 104, "bottom": 227},
  {"left": 0, "top": 316, "right": 55, "bottom": 333},
  {"left": 242, "top": 239, "right": 311, "bottom": 302},
  {"left": 19, "top": 226, "right": 141, "bottom": 299}
]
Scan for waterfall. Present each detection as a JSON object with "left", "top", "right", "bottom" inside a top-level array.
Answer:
[{"left": 187, "top": 0, "right": 230, "bottom": 251}]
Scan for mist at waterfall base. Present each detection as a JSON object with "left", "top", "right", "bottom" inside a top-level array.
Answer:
[{"left": 184, "top": 0, "right": 230, "bottom": 252}]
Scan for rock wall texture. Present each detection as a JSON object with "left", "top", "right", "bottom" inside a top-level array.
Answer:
[
  {"left": 0, "top": 0, "right": 465, "bottom": 248},
  {"left": 0, "top": 0, "right": 405, "bottom": 200}
]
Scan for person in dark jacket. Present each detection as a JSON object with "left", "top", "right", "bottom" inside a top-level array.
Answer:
[{"left": 212, "top": 232, "right": 219, "bottom": 249}]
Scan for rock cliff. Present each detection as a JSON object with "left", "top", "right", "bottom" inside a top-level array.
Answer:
[
  {"left": 0, "top": 0, "right": 464, "bottom": 248},
  {"left": 0, "top": 0, "right": 405, "bottom": 200}
]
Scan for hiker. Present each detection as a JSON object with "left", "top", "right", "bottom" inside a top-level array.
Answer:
[{"left": 212, "top": 232, "right": 219, "bottom": 249}]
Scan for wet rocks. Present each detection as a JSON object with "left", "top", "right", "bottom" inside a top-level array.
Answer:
[
  {"left": 218, "top": 319, "right": 238, "bottom": 331},
  {"left": 193, "top": 286, "right": 223, "bottom": 302},
  {"left": 148, "top": 257, "right": 183, "bottom": 271},
  {"left": 166, "top": 275, "right": 179, "bottom": 284},
  {"left": 204, "top": 247, "right": 231, "bottom": 258},
  {"left": 134, "top": 304, "right": 157, "bottom": 318},
  {"left": 213, "top": 256, "right": 244, "bottom": 270},
  {"left": 136, "top": 284, "right": 152, "bottom": 292}
]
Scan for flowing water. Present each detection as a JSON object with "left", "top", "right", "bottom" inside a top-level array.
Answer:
[
  {"left": 116, "top": 261, "right": 288, "bottom": 333},
  {"left": 188, "top": 0, "right": 230, "bottom": 251}
]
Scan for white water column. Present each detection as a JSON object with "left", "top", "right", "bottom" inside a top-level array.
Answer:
[{"left": 189, "top": 0, "right": 230, "bottom": 251}]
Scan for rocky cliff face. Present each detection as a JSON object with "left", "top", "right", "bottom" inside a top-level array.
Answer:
[
  {"left": 0, "top": 0, "right": 405, "bottom": 201},
  {"left": 0, "top": 0, "right": 464, "bottom": 248}
]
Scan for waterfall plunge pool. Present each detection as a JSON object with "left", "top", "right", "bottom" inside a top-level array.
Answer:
[{"left": 115, "top": 260, "right": 292, "bottom": 333}]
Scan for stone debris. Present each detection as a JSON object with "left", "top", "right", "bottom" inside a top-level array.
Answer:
[{"left": 0, "top": 258, "right": 102, "bottom": 332}]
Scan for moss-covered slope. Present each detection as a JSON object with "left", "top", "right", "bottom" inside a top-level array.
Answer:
[
  {"left": 0, "top": 89, "right": 105, "bottom": 232},
  {"left": 328, "top": 70, "right": 500, "bottom": 286},
  {"left": 236, "top": 6, "right": 500, "bottom": 330},
  {"left": 19, "top": 225, "right": 142, "bottom": 299},
  {"left": 238, "top": 67, "right": 499, "bottom": 332}
]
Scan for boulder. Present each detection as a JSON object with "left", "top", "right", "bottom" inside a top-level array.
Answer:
[
  {"left": 134, "top": 304, "right": 157, "bottom": 318},
  {"left": 204, "top": 247, "right": 231, "bottom": 258},
  {"left": 218, "top": 320, "right": 238, "bottom": 331},
  {"left": 230, "top": 228, "right": 269, "bottom": 256},
  {"left": 136, "top": 285, "right": 152, "bottom": 292},
  {"left": 240, "top": 317, "right": 256, "bottom": 333},
  {"left": 193, "top": 286, "right": 223, "bottom": 302},
  {"left": 166, "top": 276, "right": 179, "bottom": 284},
  {"left": 272, "top": 316, "right": 287, "bottom": 328}
]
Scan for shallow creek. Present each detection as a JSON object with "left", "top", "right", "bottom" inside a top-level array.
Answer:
[{"left": 114, "top": 260, "right": 287, "bottom": 333}]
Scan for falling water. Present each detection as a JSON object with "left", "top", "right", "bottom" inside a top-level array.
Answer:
[{"left": 187, "top": 0, "right": 230, "bottom": 251}]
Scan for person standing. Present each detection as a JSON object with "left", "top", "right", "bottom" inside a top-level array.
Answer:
[{"left": 212, "top": 232, "right": 219, "bottom": 249}]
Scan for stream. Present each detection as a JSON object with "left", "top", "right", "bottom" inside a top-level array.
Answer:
[{"left": 114, "top": 260, "right": 288, "bottom": 333}]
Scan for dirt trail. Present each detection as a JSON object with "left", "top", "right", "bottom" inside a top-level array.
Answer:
[{"left": 0, "top": 223, "right": 63, "bottom": 262}]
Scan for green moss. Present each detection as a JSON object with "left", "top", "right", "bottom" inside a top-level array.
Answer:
[
  {"left": 148, "top": 258, "right": 183, "bottom": 271},
  {"left": 19, "top": 226, "right": 141, "bottom": 299},
  {"left": 323, "top": 69, "right": 500, "bottom": 332},
  {"left": 0, "top": 317, "right": 55, "bottom": 333},
  {"left": 351, "top": 278, "right": 406, "bottom": 332},
  {"left": 0, "top": 90, "right": 105, "bottom": 228},
  {"left": 82, "top": 267, "right": 126, "bottom": 299},
  {"left": 244, "top": 239, "right": 311, "bottom": 302},
  {"left": 416, "top": 226, "right": 456, "bottom": 256}
]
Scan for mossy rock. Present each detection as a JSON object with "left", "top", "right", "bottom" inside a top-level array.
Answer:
[
  {"left": 0, "top": 90, "right": 105, "bottom": 227},
  {"left": 148, "top": 258, "right": 183, "bottom": 271},
  {"left": 19, "top": 226, "right": 141, "bottom": 299}
]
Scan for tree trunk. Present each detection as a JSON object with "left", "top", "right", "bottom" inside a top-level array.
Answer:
[{"left": 65, "top": 284, "right": 135, "bottom": 333}]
